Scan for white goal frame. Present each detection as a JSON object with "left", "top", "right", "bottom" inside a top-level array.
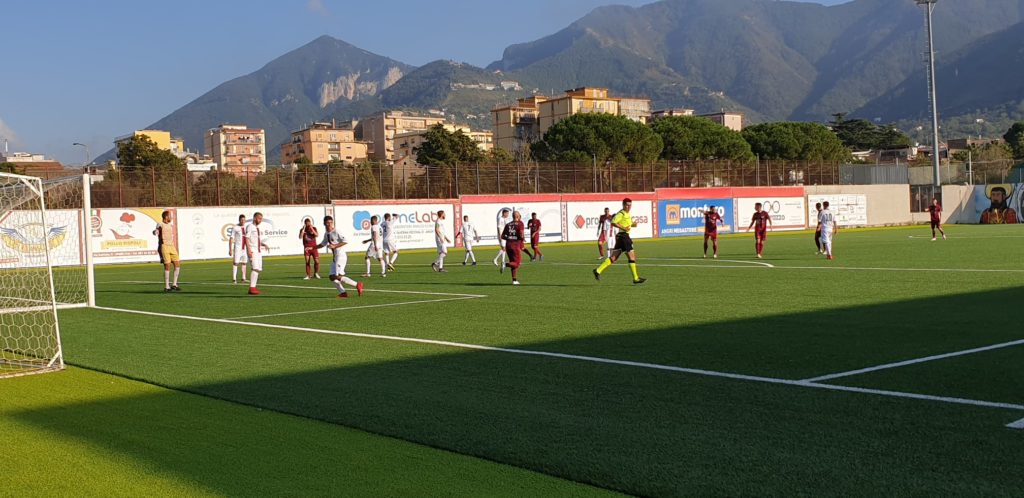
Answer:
[{"left": 0, "top": 172, "right": 94, "bottom": 377}]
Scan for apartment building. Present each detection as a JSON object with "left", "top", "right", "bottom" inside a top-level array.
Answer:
[
  {"left": 492, "top": 88, "right": 651, "bottom": 155},
  {"left": 280, "top": 122, "right": 368, "bottom": 165},
  {"left": 393, "top": 125, "right": 493, "bottom": 170},
  {"left": 651, "top": 109, "right": 744, "bottom": 132},
  {"left": 357, "top": 111, "right": 447, "bottom": 161},
  {"left": 204, "top": 124, "right": 266, "bottom": 176}
]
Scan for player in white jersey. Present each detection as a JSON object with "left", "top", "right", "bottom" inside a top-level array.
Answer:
[
  {"left": 244, "top": 212, "right": 271, "bottom": 295},
  {"left": 817, "top": 201, "right": 838, "bottom": 261},
  {"left": 597, "top": 207, "right": 613, "bottom": 259},
  {"left": 492, "top": 208, "right": 511, "bottom": 267},
  {"left": 228, "top": 214, "right": 248, "bottom": 284},
  {"left": 456, "top": 215, "right": 480, "bottom": 266},
  {"left": 380, "top": 213, "right": 397, "bottom": 272},
  {"left": 432, "top": 210, "right": 451, "bottom": 272},
  {"left": 381, "top": 213, "right": 399, "bottom": 271},
  {"left": 317, "top": 216, "right": 363, "bottom": 298},
  {"left": 362, "top": 215, "right": 386, "bottom": 278}
]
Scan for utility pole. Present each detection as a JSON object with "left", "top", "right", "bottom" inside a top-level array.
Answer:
[
  {"left": 917, "top": 0, "right": 942, "bottom": 189},
  {"left": 72, "top": 142, "right": 90, "bottom": 167}
]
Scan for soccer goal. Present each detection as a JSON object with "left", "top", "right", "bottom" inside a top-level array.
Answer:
[{"left": 0, "top": 172, "right": 94, "bottom": 378}]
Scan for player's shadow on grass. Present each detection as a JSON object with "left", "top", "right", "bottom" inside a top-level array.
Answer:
[{"left": 25, "top": 286, "right": 1024, "bottom": 497}]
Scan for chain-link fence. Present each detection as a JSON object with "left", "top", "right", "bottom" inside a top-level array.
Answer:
[{"left": 43, "top": 159, "right": 1020, "bottom": 208}]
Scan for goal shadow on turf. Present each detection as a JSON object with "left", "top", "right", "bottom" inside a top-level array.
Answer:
[{"left": 15, "top": 286, "right": 1024, "bottom": 496}]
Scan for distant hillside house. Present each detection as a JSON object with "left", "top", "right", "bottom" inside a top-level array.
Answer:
[
  {"left": 491, "top": 87, "right": 652, "bottom": 157},
  {"left": 357, "top": 111, "right": 447, "bottom": 162},
  {"left": 281, "top": 122, "right": 369, "bottom": 165},
  {"left": 204, "top": 124, "right": 266, "bottom": 176}
]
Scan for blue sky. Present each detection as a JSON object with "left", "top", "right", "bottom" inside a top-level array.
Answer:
[{"left": 0, "top": 0, "right": 849, "bottom": 165}]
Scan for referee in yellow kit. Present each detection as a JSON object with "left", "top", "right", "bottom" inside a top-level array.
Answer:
[{"left": 593, "top": 198, "right": 646, "bottom": 284}]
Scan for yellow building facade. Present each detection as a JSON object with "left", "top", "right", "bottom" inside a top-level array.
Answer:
[{"left": 280, "top": 122, "right": 369, "bottom": 165}]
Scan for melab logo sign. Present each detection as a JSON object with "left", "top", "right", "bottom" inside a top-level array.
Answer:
[
  {"left": 353, "top": 210, "right": 438, "bottom": 231},
  {"left": 658, "top": 199, "right": 733, "bottom": 236}
]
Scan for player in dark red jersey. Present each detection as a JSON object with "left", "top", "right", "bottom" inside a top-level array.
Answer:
[
  {"left": 522, "top": 212, "right": 543, "bottom": 262},
  {"left": 746, "top": 202, "right": 772, "bottom": 259},
  {"left": 501, "top": 211, "right": 526, "bottom": 285},
  {"left": 300, "top": 217, "right": 320, "bottom": 279},
  {"left": 927, "top": 198, "right": 946, "bottom": 241},
  {"left": 699, "top": 206, "right": 723, "bottom": 259}
]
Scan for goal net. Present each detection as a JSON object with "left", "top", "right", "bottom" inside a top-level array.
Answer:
[{"left": 0, "top": 173, "right": 93, "bottom": 378}]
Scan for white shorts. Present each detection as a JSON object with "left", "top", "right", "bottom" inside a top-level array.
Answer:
[
  {"left": 366, "top": 245, "right": 382, "bottom": 259},
  {"left": 383, "top": 240, "right": 397, "bottom": 253},
  {"left": 499, "top": 238, "right": 506, "bottom": 249},
  {"left": 233, "top": 252, "right": 248, "bottom": 265},
  {"left": 820, "top": 230, "right": 834, "bottom": 245},
  {"left": 331, "top": 253, "right": 348, "bottom": 276},
  {"left": 464, "top": 241, "right": 474, "bottom": 252},
  {"left": 249, "top": 252, "right": 263, "bottom": 272},
  {"left": 436, "top": 243, "right": 448, "bottom": 255}
]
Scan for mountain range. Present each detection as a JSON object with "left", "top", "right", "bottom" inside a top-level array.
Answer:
[{"left": 101, "top": 0, "right": 1024, "bottom": 163}]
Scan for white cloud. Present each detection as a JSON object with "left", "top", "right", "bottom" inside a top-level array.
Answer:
[
  {"left": 0, "top": 117, "right": 21, "bottom": 150},
  {"left": 307, "top": 0, "right": 330, "bottom": 16}
]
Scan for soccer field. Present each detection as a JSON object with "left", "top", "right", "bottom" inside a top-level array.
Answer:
[{"left": 4, "top": 224, "right": 1024, "bottom": 496}]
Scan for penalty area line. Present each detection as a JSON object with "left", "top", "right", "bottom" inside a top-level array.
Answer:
[
  {"left": 802, "top": 338, "right": 1024, "bottom": 383},
  {"left": 1009, "top": 418, "right": 1024, "bottom": 429},
  {"left": 92, "top": 305, "right": 1024, "bottom": 426},
  {"left": 106, "top": 280, "right": 486, "bottom": 298},
  {"left": 225, "top": 295, "right": 484, "bottom": 320}
]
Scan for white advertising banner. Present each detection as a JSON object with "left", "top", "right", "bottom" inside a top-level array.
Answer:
[
  {"left": 807, "top": 195, "right": 868, "bottom": 227},
  {"left": 332, "top": 203, "right": 456, "bottom": 251},
  {"left": 0, "top": 209, "right": 84, "bottom": 268},
  {"left": 564, "top": 201, "right": 654, "bottom": 242},
  {"left": 735, "top": 197, "right": 806, "bottom": 231},
  {"left": 460, "top": 201, "right": 563, "bottom": 244},
  {"left": 176, "top": 206, "right": 327, "bottom": 261},
  {"left": 90, "top": 207, "right": 169, "bottom": 264}
]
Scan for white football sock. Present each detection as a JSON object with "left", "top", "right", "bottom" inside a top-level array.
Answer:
[
  {"left": 173, "top": 267, "right": 180, "bottom": 286},
  {"left": 250, "top": 272, "right": 259, "bottom": 287}
]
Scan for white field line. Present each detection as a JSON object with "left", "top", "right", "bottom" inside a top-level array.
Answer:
[
  {"left": 803, "top": 338, "right": 1024, "bottom": 382},
  {"left": 908, "top": 235, "right": 1024, "bottom": 239},
  {"left": 94, "top": 306, "right": 1024, "bottom": 422},
  {"left": 646, "top": 257, "right": 775, "bottom": 268},
  {"left": 774, "top": 265, "right": 1024, "bottom": 273},
  {"left": 1008, "top": 418, "right": 1024, "bottom": 429},
  {"left": 107, "top": 280, "right": 486, "bottom": 298},
  {"left": 552, "top": 262, "right": 773, "bottom": 270},
  {"left": 225, "top": 296, "right": 483, "bottom": 320}
]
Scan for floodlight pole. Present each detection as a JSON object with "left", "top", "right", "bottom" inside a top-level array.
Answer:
[{"left": 918, "top": 0, "right": 941, "bottom": 189}]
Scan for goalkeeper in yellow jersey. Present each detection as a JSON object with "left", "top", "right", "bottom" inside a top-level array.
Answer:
[{"left": 593, "top": 198, "right": 646, "bottom": 285}]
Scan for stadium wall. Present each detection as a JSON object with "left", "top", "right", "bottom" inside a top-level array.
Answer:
[{"left": 56, "top": 185, "right": 1011, "bottom": 267}]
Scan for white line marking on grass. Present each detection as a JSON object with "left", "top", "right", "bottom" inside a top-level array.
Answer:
[
  {"left": 552, "top": 262, "right": 773, "bottom": 270},
  {"left": 646, "top": 257, "right": 775, "bottom": 268},
  {"left": 803, "top": 338, "right": 1024, "bottom": 382},
  {"left": 225, "top": 296, "right": 483, "bottom": 320},
  {"left": 1008, "top": 418, "right": 1024, "bottom": 429},
  {"left": 94, "top": 306, "right": 1024, "bottom": 422},
  {"left": 107, "top": 280, "right": 486, "bottom": 298},
  {"left": 774, "top": 266, "right": 1024, "bottom": 273},
  {"left": 908, "top": 235, "right": 1024, "bottom": 239}
]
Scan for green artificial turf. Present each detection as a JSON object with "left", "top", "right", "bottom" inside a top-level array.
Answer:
[
  {"left": 11, "top": 224, "right": 1024, "bottom": 496},
  {"left": 0, "top": 367, "right": 617, "bottom": 497}
]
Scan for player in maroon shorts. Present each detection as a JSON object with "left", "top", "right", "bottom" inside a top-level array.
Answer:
[
  {"left": 928, "top": 198, "right": 946, "bottom": 241},
  {"left": 300, "top": 217, "right": 320, "bottom": 279},
  {"left": 501, "top": 211, "right": 526, "bottom": 285},
  {"left": 746, "top": 202, "right": 772, "bottom": 258},
  {"left": 522, "top": 212, "right": 543, "bottom": 262},
  {"left": 699, "top": 206, "right": 723, "bottom": 258}
]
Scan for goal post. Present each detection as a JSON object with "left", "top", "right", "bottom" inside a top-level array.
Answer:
[{"left": 0, "top": 172, "right": 94, "bottom": 378}]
